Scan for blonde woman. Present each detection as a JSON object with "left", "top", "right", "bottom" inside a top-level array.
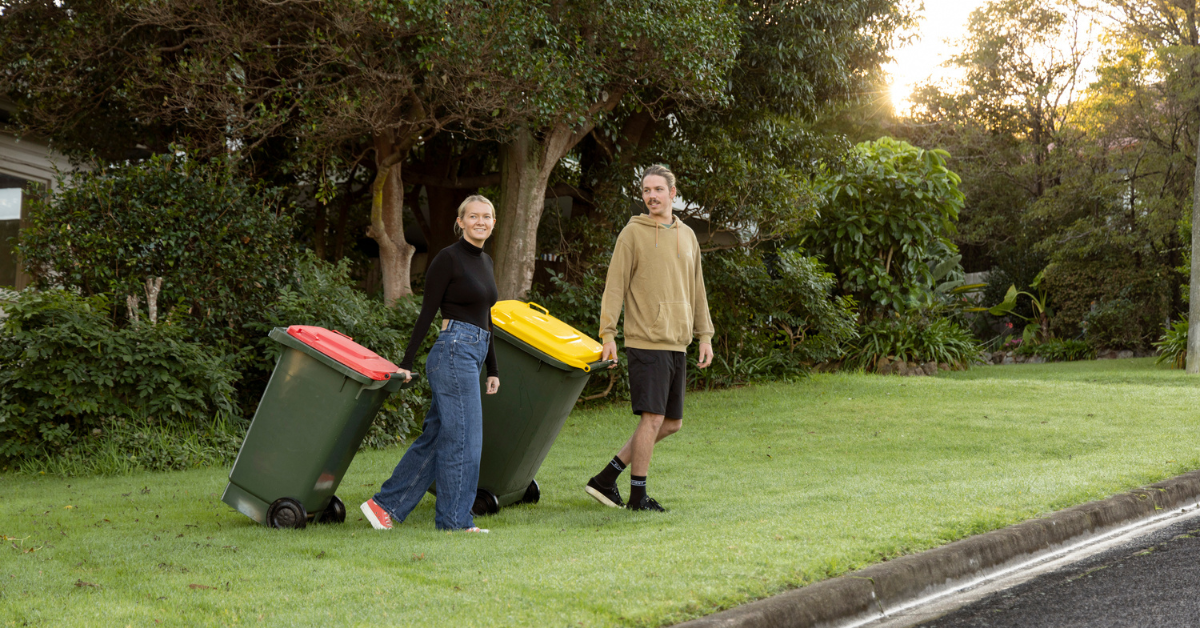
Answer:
[{"left": 362, "top": 195, "right": 500, "bottom": 532}]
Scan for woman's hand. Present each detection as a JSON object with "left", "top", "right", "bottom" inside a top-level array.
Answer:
[
  {"left": 485, "top": 376, "right": 500, "bottom": 395},
  {"left": 396, "top": 368, "right": 413, "bottom": 382}
]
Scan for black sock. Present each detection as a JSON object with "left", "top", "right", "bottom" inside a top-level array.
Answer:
[
  {"left": 629, "top": 475, "right": 647, "bottom": 505},
  {"left": 595, "top": 456, "right": 626, "bottom": 486}
]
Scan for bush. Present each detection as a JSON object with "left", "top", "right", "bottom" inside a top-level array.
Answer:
[
  {"left": 799, "top": 137, "right": 966, "bottom": 316},
  {"left": 1154, "top": 317, "right": 1187, "bottom": 369},
  {"left": 844, "top": 312, "right": 981, "bottom": 371},
  {"left": 250, "top": 252, "right": 428, "bottom": 448},
  {"left": 1042, "top": 261, "right": 1173, "bottom": 349},
  {"left": 19, "top": 153, "right": 296, "bottom": 347},
  {"left": 1082, "top": 297, "right": 1162, "bottom": 351},
  {"left": 690, "top": 248, "right": 857, "bottom": 387},
  {"left": 0, "top": 289, "right": 240, "bottom": 464},
  {"left": 1015, "top": 338, "right": 1094, "bottom": 362}
]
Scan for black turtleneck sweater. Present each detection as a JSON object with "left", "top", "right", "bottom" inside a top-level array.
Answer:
[{"left": 400, "top": 238, "right": 499, "bottom": 377}]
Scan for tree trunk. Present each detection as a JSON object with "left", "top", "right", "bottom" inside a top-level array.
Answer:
[
  {"left": 492, "top": 127, "right": 567, "bottom": 299},
  {"left": 368, "top": 134, "right": 416, "bottom": 305},
  {"left": 492, "top": 124, "right": 594, "bottom": 299},
  {"left": 313, "top": 204, "right": 327, "bottom": 261},
  {"left": 418, "top": 137, "right": 475, "bottom": 260},
  {"left": 492, "top": 90, "right": 625, "bottom": 299},
  {"left": 426, "top": 184, "right": 470, "bottom": 259},
  {"left": 1188, "top": 123, "right": 1200, "bottom": 373}
]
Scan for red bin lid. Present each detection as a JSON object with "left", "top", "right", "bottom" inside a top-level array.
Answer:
[{"left": 286, "top": 325, "right": 401, "bottom": 381}]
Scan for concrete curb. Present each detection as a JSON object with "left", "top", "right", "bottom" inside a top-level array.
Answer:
[{"left": 676, "top": 469, "right": 1200, "bottom": 628}]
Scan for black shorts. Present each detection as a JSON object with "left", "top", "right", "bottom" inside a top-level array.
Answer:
[{"left": 626, "top": 347, "right": 687, "bottom": 421}]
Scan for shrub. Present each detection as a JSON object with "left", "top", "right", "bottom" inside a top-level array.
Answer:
[
  {"left": 0, "top": 289, "right": 239, "bottom": 464},
  {"left": 1082, "top": 297, "right": 1160, "bottom": 350},
  {"left": 799, "top": 137, "right": 966, "bottom": 316},
  {"left": 1015, "top": 338, "right": 1094, "bottom": 362},
  {"left": 250, "top": 252, "right": 427, "bottom": 448},
  {"left": 844, "top": 312, "right": 981, "bottom": 371},
  {"left": 690, "top": 248, "right": 857, "bottom": 387},
  {"left": 1154, "top": 317, "right": 1187, "bottom": 369},
  {"left": 19, "top": 153, "right": 296, "bottom": 347},
  {"left": 1042, "top": 261, "right": 1173, "bottom": 348}
]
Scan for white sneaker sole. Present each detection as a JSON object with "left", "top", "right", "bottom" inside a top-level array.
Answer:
[
  {"left": 360, "top": 501, "right": 391, "bottom": 530},
  {"left": 585, "top": 485, "right": 622, "bottom": 508}
]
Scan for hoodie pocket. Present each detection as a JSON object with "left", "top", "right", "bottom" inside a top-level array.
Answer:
[{"left": 651, "top": 302, "right": 694, "bottom": 346}]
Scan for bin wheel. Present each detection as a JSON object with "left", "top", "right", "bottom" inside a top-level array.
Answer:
[
  {"left": 316, "top": 495, "right": 346, "bottom": 524},
  {"left": 519, "top": 480, "right": 540, "bottom": 505},
  {"left": 266, "top": 498, "right": 308, "bottom": 530},
  {"left": 471, "top": 489, "right": 500, "bottom": 517}
]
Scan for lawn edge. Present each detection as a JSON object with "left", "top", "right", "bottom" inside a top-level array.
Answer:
[{"left": 674, "top": 469, "right": 1200, "bottom": 628}]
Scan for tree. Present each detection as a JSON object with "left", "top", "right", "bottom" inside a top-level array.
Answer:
[
  {"left": 904, "top": 0, "right": 1093, "bottom": 260},
  {"left": 1, "top": 0, "right": 535, "bottom": 303},
  {"left": 18, "top": 154, "right": 295, "bottom": 346},
  {"left": 1084, "top": 0, "right": 1200, "bottom": 367},
  {"left": 488, "top": 0, "right": 739, "bottom": 299},
  {"left": 893, "top": 0, "right": 1200, "bottom": 348},
  {"left": 571, "top": 0, "right": 915, "bottom": 264}
]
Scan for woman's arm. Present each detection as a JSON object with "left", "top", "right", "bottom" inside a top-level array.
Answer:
[{"left": 398, "top": 253, "right": 452, "bottom": 372}]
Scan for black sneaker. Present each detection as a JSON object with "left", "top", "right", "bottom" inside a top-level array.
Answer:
[
  {"left": 627, "top": 495, "right": 666, "bottom": 512},
  {"left": 585, "top": 477, "right": 624, "bottom": 508}
]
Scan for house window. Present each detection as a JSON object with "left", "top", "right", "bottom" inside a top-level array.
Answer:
[{"left": 1, "top": 172, "right": 28, "bottom": 288}]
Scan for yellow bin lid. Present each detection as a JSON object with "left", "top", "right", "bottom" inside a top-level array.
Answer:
[{"left": 491, "top": 300, "right": 603, "bottom": 372}]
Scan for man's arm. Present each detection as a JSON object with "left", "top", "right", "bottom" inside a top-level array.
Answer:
[
  {"left": 692, "top": 239, "right": 715, "bottom": 368},
  {"left": 598, "top": 239, "right": 633, "bottom": 367}
]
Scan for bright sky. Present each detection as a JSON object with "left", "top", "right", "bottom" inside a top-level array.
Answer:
[
  {"left": 882, "top": 0, "right": 990, "bottom": 113},
  {"left": 884, "top": 0, "right": 1104, "bottom": 114}
]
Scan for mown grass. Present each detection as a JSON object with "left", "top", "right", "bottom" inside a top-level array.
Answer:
[{"left": 3, "top": 358, "right": 1198, "bottom": 627}]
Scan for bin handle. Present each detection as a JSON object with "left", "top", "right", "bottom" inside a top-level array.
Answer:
[
  {"left": 584, "top": 359, "right": 616, "bottom": 373},
  {"left": 389, "top": 371, "right": 415, "bottom": 383},
  {"left": 528, "top": 302, "right": 550, "bottom": 316},
  {"left": 330, "top": 329, "right": 353, "bottom": 341}
]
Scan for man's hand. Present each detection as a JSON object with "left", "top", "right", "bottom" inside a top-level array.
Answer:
[
  {"left": 697, "top": 342, "right": 714, "bottom": 369},
  {"left": 601, "top": 341, "right": 619, "bottom": 368},
  {"left": 486, "top": 376, "right": 500, "bottom": 395},
  {"left": 396, "top": 368, "right": 413, "bottom": 382}
]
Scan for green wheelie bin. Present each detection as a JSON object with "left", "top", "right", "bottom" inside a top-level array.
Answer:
[
  {"left": 469, "top": 301, "right": 613, "bottom": 514},
  {"left": 221, "top": 325, "right": 417, "bottom": 529}
]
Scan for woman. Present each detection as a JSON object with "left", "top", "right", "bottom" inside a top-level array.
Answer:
[{"left": 361, "top": 195, "right": 500, "bottom": 533}]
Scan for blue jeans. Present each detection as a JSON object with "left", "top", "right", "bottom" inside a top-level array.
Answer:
[{"left": 374, "top": 320, "right": 488, "bottom": 530}]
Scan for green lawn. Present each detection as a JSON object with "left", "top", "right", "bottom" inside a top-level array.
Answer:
[{"left": 3, "top": 358, "right": 1199, "bottom": 627}]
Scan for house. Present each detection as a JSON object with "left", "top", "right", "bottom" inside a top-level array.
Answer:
[{"left": 0, "top": 99, "right": 63, "bottom": 290}]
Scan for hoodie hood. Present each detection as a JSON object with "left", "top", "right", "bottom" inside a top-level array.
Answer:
[
  {"left": 629, "top": 214, "right": 677, "bottom": 229},
  {"left": 628, "top": 213, "right": 680, "bottom": 257}
]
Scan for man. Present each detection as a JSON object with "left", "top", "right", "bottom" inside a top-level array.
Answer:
[{"left": 584, "top": 164, "right": 715, "bottom": 512}]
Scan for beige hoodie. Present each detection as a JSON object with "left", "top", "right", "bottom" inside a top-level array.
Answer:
[{"left": 599, "top": 214, "right": 714, "bottom": 352}]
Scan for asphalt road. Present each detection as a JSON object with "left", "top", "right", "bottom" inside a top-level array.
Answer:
[{"left": 916, "top": 515, "right": 1200, "bottom": 628}]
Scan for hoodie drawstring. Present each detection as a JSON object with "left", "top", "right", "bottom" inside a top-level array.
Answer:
[{"left": 651, "top": 217, "right": 680, "bottom": 257}]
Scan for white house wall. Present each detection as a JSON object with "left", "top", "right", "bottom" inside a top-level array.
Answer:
[{"left": 0, "top": 131, "right": 61, "bottom": 187}]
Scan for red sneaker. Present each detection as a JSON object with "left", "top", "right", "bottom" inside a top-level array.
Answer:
[{"left": 360, "top": 499, "right": 393, "bottom": 530}]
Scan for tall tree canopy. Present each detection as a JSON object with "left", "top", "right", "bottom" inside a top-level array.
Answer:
[{"left": 896, "top": 0, "right": 1200, "bottom": 349}]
